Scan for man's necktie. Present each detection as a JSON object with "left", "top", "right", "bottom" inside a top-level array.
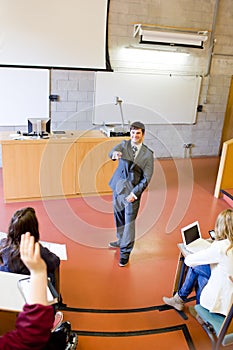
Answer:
[{"left": 132, "top": 145, "right": 138, "bottom": 159}]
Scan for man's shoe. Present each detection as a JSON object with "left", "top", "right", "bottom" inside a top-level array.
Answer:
[
  {"left": 162, "top": 292, "right": 184, "bottom": 311},
  {"left": 109, "top": 241, "right": 120, "bottom": 248},
  {"left": 119, "top": 257, "right": 129, "bottom": 267}
]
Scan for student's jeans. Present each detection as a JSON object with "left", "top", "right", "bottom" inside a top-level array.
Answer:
[{"left": 178, "top": 264, "right": 211, "bottom": 304}]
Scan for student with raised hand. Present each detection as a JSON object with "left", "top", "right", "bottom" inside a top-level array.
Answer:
[
  {"left": 0, "top": 207, "right": 60, "bottom": 286},
  {"left": 0, "top": 232, "right": 54, "bottom": 349},
  {"left": 163, "top": 209, "right": 233, "bottom": 316}
]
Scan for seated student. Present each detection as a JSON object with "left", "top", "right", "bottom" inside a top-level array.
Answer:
[
  {"left": 163, "top": 209, "right": 233, "bottom": 316},
  {"left": 0, "top": 231, "right": 55, "bottom": 349},
  {"left": 0, "top": 232, "right": 77, "bottom": 350},
  {"left": 0, "top": 207, "right": 60, "bottom": 286}
]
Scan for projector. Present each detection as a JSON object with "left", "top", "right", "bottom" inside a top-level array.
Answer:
[{"left": 100, "top": 125, "right": 130, "bottom": 137}]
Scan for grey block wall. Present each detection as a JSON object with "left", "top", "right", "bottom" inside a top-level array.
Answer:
[
  {"left": 1, "top": 0, "right": 233, "bottom": 161},
  {"left": 49, "top": 0, "right": 233, "bottom": 159}
]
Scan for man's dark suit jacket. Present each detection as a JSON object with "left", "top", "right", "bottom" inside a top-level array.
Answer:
[{"left": 109, "top": 139, "right": 154, "bottom": 199}]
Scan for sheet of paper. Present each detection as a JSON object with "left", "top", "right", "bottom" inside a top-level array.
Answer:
[
  {"left": 0, "top": 232, "right": 7, "bottom": 239},
  {"left": 40, "top": 241, "right": 67, "bottom": 260},
  {"left": 0, "top": 232, "right": 67, "bottom": 260},
  {"left": 18, "top": 277, "right": 57, "bottom": 304}
]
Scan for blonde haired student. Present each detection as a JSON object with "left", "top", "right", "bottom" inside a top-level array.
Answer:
[{"left": 163, "top": 209, "right": 233, "bottom": 316}]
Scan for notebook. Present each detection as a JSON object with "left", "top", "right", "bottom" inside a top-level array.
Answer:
[
  {"left": 17, "top": 277, "right": 58, "bottom": 305},
  {"left": 181, "top": 221, "right": 211, "bottom": 253}
]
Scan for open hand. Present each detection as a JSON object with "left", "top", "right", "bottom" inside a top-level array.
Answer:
[{"left": 20, "top": 232, "right": 46, "bottom": 274}]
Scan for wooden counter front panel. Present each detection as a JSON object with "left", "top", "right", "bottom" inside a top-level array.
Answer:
[
  {"left": 76, "top": 139, "right": 119, "bottom": 194},
  {"left": 2, "top": 141, "right": 76, "bottom": 200},
  {"left": 39, "top": 142, "right": 76, "bottom": 197},
  {"left": 1, "top": 132, "right": 127, "bottom": 201},
  {"left": 2, "top": 143, "right": 45, "bottom": 200}
]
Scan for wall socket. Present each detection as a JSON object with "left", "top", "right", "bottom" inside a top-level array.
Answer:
[{"left": 183, "top": 143, "right": 193, "bottom": 148}]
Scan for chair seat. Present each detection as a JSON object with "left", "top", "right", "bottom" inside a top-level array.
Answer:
[
  {"left": 195, "top": 304, "right": 233, "bottom": 346},
  {"left": 194, "top": 305, "right": 225, "bottom": 336}
]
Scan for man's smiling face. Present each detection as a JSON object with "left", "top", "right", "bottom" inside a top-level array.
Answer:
[{"left": 130, "top": 128, "right": 144, "bottom": 145}]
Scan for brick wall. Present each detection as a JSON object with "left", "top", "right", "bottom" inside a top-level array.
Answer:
[
  {"left": 1, "top": 0, "right": 233, "bottom": 160},
  {"left": 49, "top": 0, "right": 233, "bottom": 158}
]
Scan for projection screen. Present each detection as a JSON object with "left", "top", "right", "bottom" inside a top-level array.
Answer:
[{"left": 0, "top": 0, "right": 110, "bottom": 70}]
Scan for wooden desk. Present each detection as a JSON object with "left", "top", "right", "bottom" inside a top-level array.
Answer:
[
  {"left": 0, "top": 270, "right": 59, "bottom": 312},
  {"left": 0, "top": 270, "right": 59, "bottom": 335},
  {"left": 173, "top": 241, "right": 213, "bottom": 295},
  {"left": 214, "top": 138, "right": 233, "bottom": 198},
  {"left": 0, "top": 271, "right": 25, "bottom": 335},
  {"left": 0, "top": 271, "right": 27, "bottom": 312},
  {"left": 0, "top": 130, "right": 128, "bottom": 202}
]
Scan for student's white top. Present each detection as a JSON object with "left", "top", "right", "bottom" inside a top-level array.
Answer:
[{"left": 185, "top": 239, "right": 233, "bottom": 316}]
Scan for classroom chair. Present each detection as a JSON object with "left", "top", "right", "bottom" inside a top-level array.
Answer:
[
  {"left": 48, "top": 321, "right": 78, "bottom": 349},
  {"left": 194, "top": 303, "right": 233, "bottom": 350}
]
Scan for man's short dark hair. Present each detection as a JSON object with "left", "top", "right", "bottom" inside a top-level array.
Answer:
[{"left": 130, "top": 121, "right": 145, "bottom": 134}]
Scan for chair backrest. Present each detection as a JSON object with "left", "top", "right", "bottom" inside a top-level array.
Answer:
[
  {"left": 219, "top": 304, "right": 233, "bottom": 347},
  {"left": 195, "top": 303, "right": 233, "bottom": 350}
]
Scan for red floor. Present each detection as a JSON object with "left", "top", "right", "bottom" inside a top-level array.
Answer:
[{"left": 0, "top": 156, "right": 229, "bottom": 350}]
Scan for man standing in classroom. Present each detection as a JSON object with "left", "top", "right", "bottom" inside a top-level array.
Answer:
[{"left": 108, "top": 121, "right": 154, "bottom": 267}]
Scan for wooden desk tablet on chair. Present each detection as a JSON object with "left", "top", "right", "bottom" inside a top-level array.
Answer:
[
  {"left": 0, "top": 271, "right": 30, "bottom": 335},
  {"left": 0, "top": 271, "right": 27, "bottom": 313},
  {"left": 0, "top": 271, "right": 58, "bottom": 312},
  {"left": 0, "top": 271, "right": 58, "bottom": 335},
  {"left": 172, "top": 243, "right": 189, "bottom": 295}
]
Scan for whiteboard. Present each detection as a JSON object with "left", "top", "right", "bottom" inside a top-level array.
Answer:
[
  {"left": 93, "top": 72, "right": 202, "bottom": 125},
  {"left": 0, "top": 0, "right": 109, "bottom": 70},
  {"left": 0, "top": 68, "right": 49, "bottom": 126}
]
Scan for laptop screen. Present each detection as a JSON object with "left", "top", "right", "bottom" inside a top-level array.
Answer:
[{"left": 181, "top": 221, "right": 201, "bottom": 245}]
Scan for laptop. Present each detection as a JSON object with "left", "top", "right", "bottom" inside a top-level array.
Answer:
[{"left": 181, "top": 221, "right": 211, "bottom": 253}]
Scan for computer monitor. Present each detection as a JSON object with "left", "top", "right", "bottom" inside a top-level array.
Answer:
[{"left": 28, "top": 118, "right": 51, "bottom": 136}]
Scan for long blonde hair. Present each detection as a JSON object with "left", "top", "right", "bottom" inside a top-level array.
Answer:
[{"left": 215, "top": 209, "right": 233, "bottom": 254}]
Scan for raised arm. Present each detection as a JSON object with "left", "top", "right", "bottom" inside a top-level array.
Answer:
[{"left": 20, "top": 232, "right": 48, "bottom": 305}]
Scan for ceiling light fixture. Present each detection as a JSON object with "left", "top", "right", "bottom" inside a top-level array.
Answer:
[{"left": 134, "top": 24, "right": 209, "bottom": 49}]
